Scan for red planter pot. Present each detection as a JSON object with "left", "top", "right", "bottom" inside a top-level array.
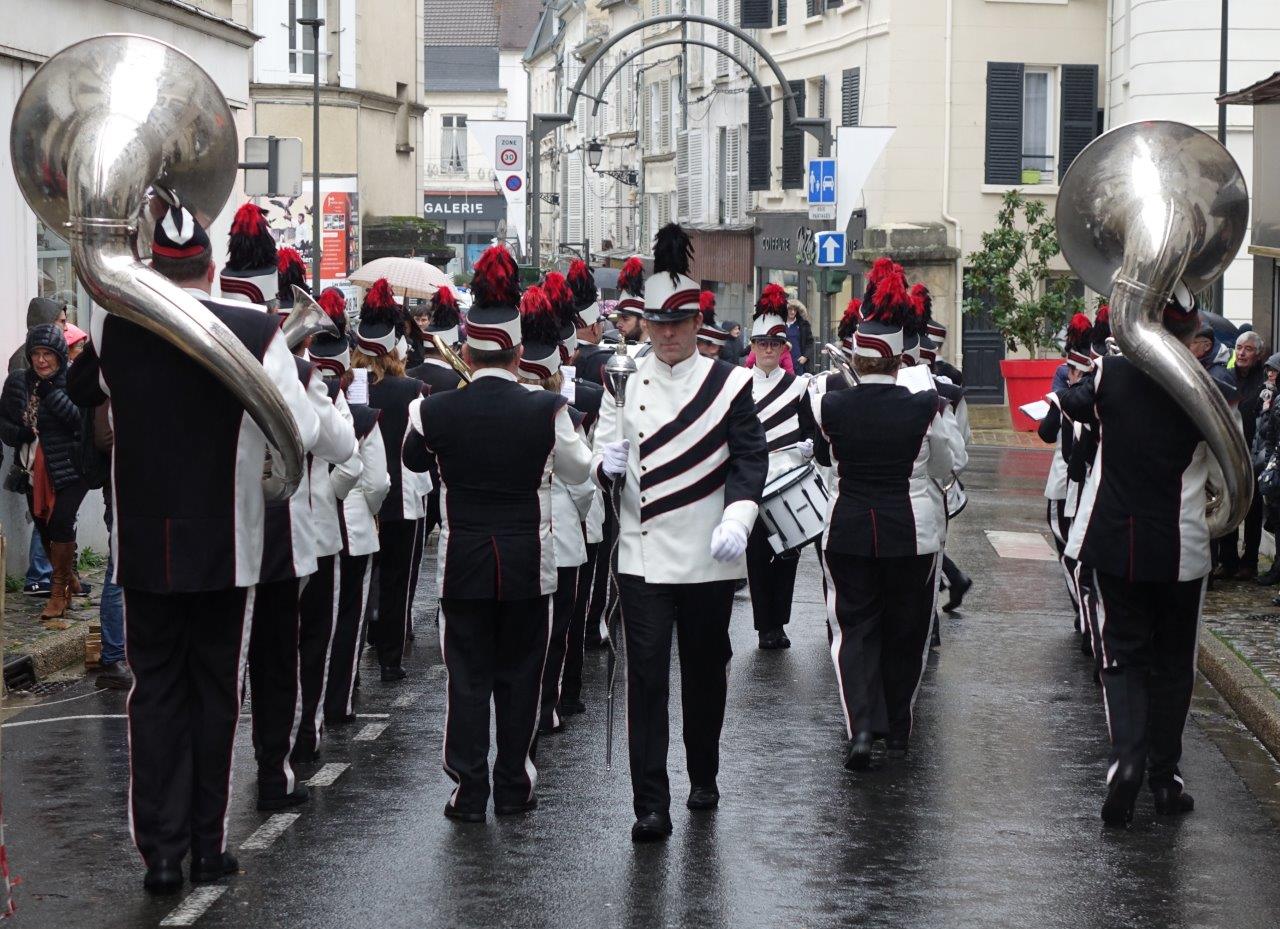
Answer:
[{"left": 1000, "top": 358, "right": 1062, "bottom": 431}]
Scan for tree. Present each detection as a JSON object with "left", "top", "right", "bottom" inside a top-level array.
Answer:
[{"left": 964, "top": 190, "right": 1084, "bottom": 357}]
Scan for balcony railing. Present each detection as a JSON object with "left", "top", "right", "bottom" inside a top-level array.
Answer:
[{"left": 422, "top": 158, "right": 496, "bottom": 183}]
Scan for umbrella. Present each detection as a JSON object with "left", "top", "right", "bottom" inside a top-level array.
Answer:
[
  {"left": 349, "top": 257, "right": 451, "bottom": 299},
  {"left": 1198, "top": 309, "right": 1240, "bottom": 344}
]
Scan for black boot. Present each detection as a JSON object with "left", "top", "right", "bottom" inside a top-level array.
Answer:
[
  {"left": 1101, "top": 763, "right": 1142, "bottom": 827},
  {"left": 143, "top": 859, "right": 184, "bottom": 895},
  {"left": 1152, "top": 784, "right": 1195, "bottom": 816},
  {"left": 631, "top": 811, "right": 673, "bottom": 842},
  {"left": 1257, "top": 564, "right": 1280, "bottom": 586},
  {"left": 190, "top": 852, "right": 239, "bottom": 884},
  {"left": 844, "top": 732, "right": 873, "bottom": 771},
  {"left": 942, "top": 574, "right": 972, "bottom": 613}
]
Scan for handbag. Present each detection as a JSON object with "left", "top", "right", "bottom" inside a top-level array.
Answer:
[
  {"left": 4, "top": 441, "right": 34, "bottom": 494},
  {"left": 1259, "top": 451, "right": 1280, "bottom": 504}
]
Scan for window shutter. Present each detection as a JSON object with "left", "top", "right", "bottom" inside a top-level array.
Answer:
[
  {"left": 748, "top": 87, "right": 771, "bottom": 191},
  {"left": 660, "top": 80, "right": 672, "bottom": 151},
  {"left": 567, "top": 151, "right": 582, "bottom": 244},
  {"left": 984, "top": 62, "right": 1024, "bottom": 185},
  {"left": 741, "top": 0, "right": 771, "bottom": 29},
  {"left": 726, "top": 127, "right": 742, "bottom": 221},
  {"left": 777, "top": 0, "right": 787, "bottom": 26},
  {"left": 806, "top": 0, "right": 820, "bottom": 17},
  {"left": 827, "top": 0, "right": 842, "bottom": 8},
  {"left": 641, "top": 79, "right": 651, "bottom": 147},
  {"left": 781, "top": 80, "right": 806, "bottom": 189},
  {"left": 717, "top": 0, "right": 731, "bottom": 78},
  {"left": 658, "top": 194, "right": 671, "bottom": 229},
  {"left": 689, "top": 129, "right": 705, "bottom": 222},
  {"left": 1059, "top": 64, "right": 1099, "bottom": 181},
  {"left": 677, "top": 129, "right": 690, "bottom": 218},
  {"left": 841, "top": 67, "right": 860, "bottom": 127},
  {"left": 816, "top": 76, "right": 826, "bottom": 120}
]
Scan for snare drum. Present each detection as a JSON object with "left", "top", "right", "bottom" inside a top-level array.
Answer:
[{"left": 759, "top": 463, "right": 831, "bottom": 554}]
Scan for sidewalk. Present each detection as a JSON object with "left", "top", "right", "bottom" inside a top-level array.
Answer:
[{"left": 3, "top": 565, "right": 107, "bottom": 689}]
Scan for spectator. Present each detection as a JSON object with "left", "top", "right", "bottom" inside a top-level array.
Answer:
[
  {"left": 720, "top": 322, "right": 744, "bottom": 366},
  {"left": 65, "top": 324, "right": 88, "bottom": 362},
  {"left": 1254, "top": 353, "right": 1280, "bottom": 586},
  {"left": 0, "top": 324, "right": 87, "bottom": 626},
  {"left": 1192, "top": 321, "right": 1237, "bottom": 402},
  {"left": 1218, "top": 331, "right": 1266, "bottom": 580},
  {"left": 7, "top": 296, "right": 66, "bottom": 373},
  {"left": 785, "top": 299, "right": 814, "bottom": 375}
]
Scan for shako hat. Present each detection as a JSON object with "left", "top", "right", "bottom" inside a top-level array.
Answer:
[
  {"left": 465, "top": 244, "right": 522, "bottom": 351},
  {"left": 543, "top": 271, "right": 579, "bottom": 355},
  {"left": 615, "top": 257, "right": 646, "bottom": 319},
  {"left": 427, "top": 286, "right": 461, "bottom": 346},
  {"left": 517, "top": 285, "right": 563, "bottom": 382},
  {"left": 277, "top": 248, "right": 308, "bottom": 309},
  {"left": 837, "top": 298, "right": 862, "bottom": 357},
  {"left": 221, "top": 203, "right": 278, "bottom": 305},
  {"left": 1065, "top": 312, "right": 1095, "bottom": 372},
  {"left": 353, "top": 279, "right": 400, "bottom": 357},
  {"left": 152, "top": 201, "right": 210, "bottom": 264},
  {"left": 750, "top": 284, "right": 789, "bottom": 342},
  {"left": 643, "top": 224, "right": 700, "bottom": 322},
  {"left": 568, "top": 259, "right": 601, "bottom": 328},
  {"left": 697, "top": 291, "right": 729, "bottom": 345},
  {"left": 854, "top": 257, "right": 912, "bottom": 359}
]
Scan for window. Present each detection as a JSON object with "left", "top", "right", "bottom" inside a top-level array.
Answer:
[
  {"left": 720, "top": 126, "right": 743, "bottom": 222},
  {"left": 805, "top": 0, "right": 821, "bottom": 16},
  {"left": 742, "top": 0, "right": 772, "bottom": 29},
  {"left": 781, "top": 80, "right": 806, "bottom": 189},
  {"left": 649, "top": 83, "right": 662, "bottom": 149},
  {"left": 717, "top": 0, "right": 731, "bottom": 78},
  {"left": 777, "top": 0, "right": 787, "bottom": 25},
  {"left": 1022, "top": 68, "right": 1054, "bottom": 178},
  {"left": 747, "top": 86, "right": 771, "bottom": 191},
  {"left": 984, "top": 62, "right": 1098, "bottom": 186},
  {"left": 289, "top": 0, "right": 325, "bottom": 78},
  {"left": 442, "top": 115, "right": 468, "bottom": 174},
  {"left": 841, "top": 68, "right": 860, "bottom": 127}
]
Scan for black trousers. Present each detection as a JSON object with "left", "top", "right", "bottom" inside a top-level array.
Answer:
[
  {"left": 1094, "top": 571, "right": 1205, "bottom": 788},
  {"left": 586, "top": 510, "right": 617, "bottom": 643},
  {"left": 325, "top": 553, "right": 372, "bottom": 722},
  {"left": 295, "top": 555, "right": 339, "bottom": 759},
  {"left": 30, "top": 476, "right": 89, "bottom": 544},
  {"left": 124, "top": 586, "right": 250, "bottom": 865},
  {"left": 745, "top": 520, "right": 799, "bottom": 632},
  {"left": 823, "top": 551, "right": 937, "bottom": 743},
  {"left": 249, "top": 577, "right": 303, "bottom": 798},
  {"left": 440, "top": 595, "right": 551, "bottom": 813},
  {"left": 541, "top": 566, "right": 580, "bottom": 728},
  {"left": 375, "top": 519, "right": 418, "bottom": 669},
  {"left": 564, "top": 541, "right": 598, "bottom": 703},
  {"left": 1047, "top": 498, "right": 1079, "bottom": 611},
  {"left": 1217, "top": 489, "right": 1264, "bottom": 572},
  {"left": 407, "top": 516, "right": 427, "bottom": 638},
  {"left": 618, "top": 574, "right": 735, "bottom": 817}
]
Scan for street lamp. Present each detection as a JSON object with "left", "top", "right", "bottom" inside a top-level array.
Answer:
[
  {"left": 297, "top": 16, "right": 324, "bottom": 293},
  {"left": 586, "top": 139, "right": 604, "bottom": 170}
]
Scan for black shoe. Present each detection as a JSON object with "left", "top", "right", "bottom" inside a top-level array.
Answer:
[
  {"left": 758, "top": 628, "right": 791, "bottom": 650},
  {"left": 844, "top": 732, "right": 873, "bottom": 771},
  {"left": 1101, "top": 767, "right": 1142, "bottom": 827},
  {"left": 443, "top": 803, "right": 485, "bottom": 824},
  {"left": 1257, "top": 566, "right": 1280, "bottom": 586},
  {"left": 256, "top": 784, "right": 309, "bottom": 812},
  {"left": 1152, "top": 785, "right": 1195, "bottom": 816},
  {"left": 380, "top": 666, "right": 407, "bottom": 682},
  {"left": 22, "top": 580, "right": 51, "bottom": 597},
  {"left": 885, "top": 737, "right": 909, "bottom": 759},
  {"left": 95, "top": 660, "right": 133, "bottom": 691},
  {"left": 631, "top": 811, "right": 673, "bottom": 842},
  {"left": 143, "top": 859, "right": 184, "bottom": 895},
  {"left": 942, "top": 575, "right": 973, "bottom": 613},
  {"left": 559, "top": 698, "right": 586, "bottom": 716},
  {"left": 190, "top": 852, "right": 238, "bottom": 884},
  {"left": 537, "top": 716, "right": 562, "bottom": 736},
  {"left": 494, "top": 797, "right": 538, "bottom": 816},
  {"left": 687, "top": 786, "right": 720, "bottom": 810}
]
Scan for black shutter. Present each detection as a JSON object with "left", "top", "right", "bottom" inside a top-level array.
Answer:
[
  {"left": 1059, "top": 64, "right": 1100, "bottom": 181},
  {"left": 741, "top": 0, "right": 771, "bottom": 29},
  {"left": 816, "top": 76, "right": 826, "bottom": 120},
  {"left": 777, "top": 0, "right": 787, "bottom": 25},
  {"left": 841, "top": 67, "right": 860, "bottom": 127},
  {"left": 984, "top": 62, "right": 1024, "bottom": 185},
  {"left": 806, "top": 0, "right": 821, "bottom": 16},
  {"left": 748, "top": 86, "right": 772, "bottom": 191},
  {"left": 828, "top": 0, "right": 843, "bottom": 8},
  {"left": 782, "top": 80, "right": 806, "bottom": 189}
]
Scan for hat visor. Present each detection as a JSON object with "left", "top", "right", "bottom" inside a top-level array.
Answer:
[{"left": 642, "top": 309, "right": 700, "bottom": 323}]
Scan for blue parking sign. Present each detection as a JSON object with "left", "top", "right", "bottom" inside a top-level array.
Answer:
[
  {"left": 814, "top": 231, "right": 845, "bottom": 268},
  {"left": 808, "top": 158, "right": 836, "bottom": 205}
]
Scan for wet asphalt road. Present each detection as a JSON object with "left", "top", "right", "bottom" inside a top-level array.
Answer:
[{"left": 4, "top": 445, "right": 1280, "bottom": 928}]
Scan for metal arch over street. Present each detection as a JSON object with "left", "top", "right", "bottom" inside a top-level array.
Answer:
[{"left": 587, "top": 39, "right": 773, "bottom": 121}]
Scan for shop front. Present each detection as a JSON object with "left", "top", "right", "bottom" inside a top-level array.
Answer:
[
  {"left": 687, "top": 225, "right": 755, "bottom": 331},
  {"left": 423, "top": 193, "right": 507, "bottom": 275}
]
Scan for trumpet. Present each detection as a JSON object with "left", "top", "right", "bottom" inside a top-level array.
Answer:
[
  {"left": 282, "top": 285, "right": 340, "bottom": 350},
  {"left": 430, "top": 332, "right": 472, "bottom": 388},
  {"left": 822, "top": 342, "right": 858, "bottom": 387}
]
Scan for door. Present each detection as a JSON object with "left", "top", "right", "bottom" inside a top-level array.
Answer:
[{"left": 961, "top": 280, "right": 1006, "bottom": 403}]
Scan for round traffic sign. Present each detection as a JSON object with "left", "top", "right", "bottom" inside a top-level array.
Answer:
[
  {"left": 505, "top": 174, "right": 523, "bottom": 192},
  {"left": 499, "top": 148, "right": 519, "bottom": 167}
]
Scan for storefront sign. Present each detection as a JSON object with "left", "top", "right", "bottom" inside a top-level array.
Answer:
[
  {"left": 423, "top": 195, "right": 507, "bottom": 222},
  {"left": 754, "top": 212, "right": 816, "bottom": 272}
]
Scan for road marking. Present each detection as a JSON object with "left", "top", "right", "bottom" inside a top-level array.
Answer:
[
  {"left": 984, "top": 530, "right": 1058, "bottom": 561},
  {"left": 2, "top": 713, "right": 126, "bottom": 729},
  {"left": 240, "top": 812, "right": 301, "bottom": 851},
  {"left": 307, "top": 763, "right": 349, "bottom": 787},
  {"left": 392, "top": 692, "right": 421, "bottom": 708},
  {"left": 159, "top": 886, "right": 227, "bottom": 926},
  {"left": 354, "top": 721, "right": 388, "bottom": 741}
]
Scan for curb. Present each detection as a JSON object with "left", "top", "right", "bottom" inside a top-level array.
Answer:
[{"left": 1199, "top": 631, "right": 1280, "bottom": 763}]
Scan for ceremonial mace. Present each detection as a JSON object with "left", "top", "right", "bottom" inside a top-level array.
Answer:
[{"left": 602, "top": 340, "right": 637, "bottom": 769}]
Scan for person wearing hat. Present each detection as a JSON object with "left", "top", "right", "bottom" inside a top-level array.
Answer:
[
  {"left": 1039, "top": 312, "right": 1098, "bottom": 655},
  {"left": 695, "top": 291, "right": 732, "bottom": 360},
  {"left": 407, "top": 286, "right": 467, "bottom": 395},
  {"left": 352, "top": 278, "right": 432, "bottom": 682},
  {"left": 612, "top": 255, "right": 648, "bottom": 346},
  {"left": 815, "top": 257, "right": 957, "bottom": 772},
  {"left": 64, "top": 199, "right": 323, "bottom": 893},
  {"left": 743, "top": 283, "right": 816, "bottom": 650},
  {"left": 399, "top": 245, "right": 592, "bottom": 822},
  {"left": 1057, "top": 285, "right": 1229, "bottom": 826},
  {"left": 591, "top": 224, "right": 767, "bottom": 841},
  {"left": 568, "top": 259, "right": 613, "bottom": 385},
  {"left": 220, "top": 203, "right": 281, "bottom": 306},
  {"left": 1254, "top": 352, "right": 1280, "bottom": 588}
]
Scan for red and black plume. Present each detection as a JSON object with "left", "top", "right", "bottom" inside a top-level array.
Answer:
[
  {"left": 618, "top": 256, "right": 646, "bottom": 297},
  {"left": 1066, "top": 312, "right": 1093, "bottom": 352},
  {"left": 542, "top": 271, "right": 577, "bottom": 332},
  {"left": 277, "top": 247, "right": 308, "bottom": 296},
  {"left": 318, "top": 286, "right": 348, "bottom": 336},
  {"left": 653, "top": 223, "right": 693, "bottom": 283},
  {"left": 838, "top": 298, "right": 862, "bottom": 340},
  {"left": 909, "top": 283, "right": 933, "bottom": 320},
  {"left": 360, "top": 278, "right": 400, "bottom": 326},
  {"left": 754, "top": 282, "right": 788, "bottom": 320},
  {"left": 699, "top": 291, "right": 717, "bottom": 327},
  {"left": 228, "top": 203, "right": 276, "bottom": 270},
  {"left": 862, "top": 257, "right": 910, "bottom": 323},
  {"left": 471, "top": 244, "right": 521, "bottom": 310},
  {"left": 1092, "top": 304, "right": 1111, "bottom": 345},
  {"left": 429, "top": 286, "right": 461, "bottom": 331},
  {"left": 567, "top": 259, "right": 598, "bottom": 310},
  {"left": 519, "top": 285, "right": 561, "bottom": 346}
]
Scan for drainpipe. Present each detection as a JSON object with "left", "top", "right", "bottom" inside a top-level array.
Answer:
[
  {"left": 1102, "top": 0, "right": 1114, "bottom": 128},
  {"left": 940, "top": 0, "right": 964, "bottom": 367}
]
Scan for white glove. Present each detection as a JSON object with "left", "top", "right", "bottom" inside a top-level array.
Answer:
[
  {"left": 601, "top": 439, "right": 630, "bottom": 477},
  {"left": 798, "top": 438, "right": 814, "bottom": 460},
  {"left": 709, "top": 518, "right": 750, "bottom": 562}
]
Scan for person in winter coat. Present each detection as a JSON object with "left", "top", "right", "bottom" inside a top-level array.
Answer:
[
  {"left": 785, "top": 299, "right": 815, "bottom": 375},
  {"left": 1218, "top": 331, "right": 1267, "bottom": 580},
  {"left": 7, "top": 296, "right": 66, "bottom": 373},
  {"left": 0, "top": 324, "right": 86, "bottom": 624},
  {"left": 1252, "top": 353, "right": 1280, "bottom": 587}
]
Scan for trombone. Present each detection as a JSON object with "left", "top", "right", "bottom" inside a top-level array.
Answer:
[{"left": 430, "top": 332, "right": 472, "bottom": 388}]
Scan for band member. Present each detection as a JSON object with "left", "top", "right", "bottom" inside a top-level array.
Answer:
[
  {"left": 312, "top": 312, "right": 392, "bottom": 726},
  {"left": 1091, "top": 304, "right": 1111, "bottom": 358},
  {"left": 592, "top": 224, "right": 767, "bottom": 842},
  {"left": 817, "top": 258, "right": 956, "bottom": 771},
  {"left": 1039, "top": 312, "right": 1096, "bottom": 652},
  {"left": 402, "top": 245, "right": 592, "bottom": 822},
  {"left": 695, "top": 291, "right": 732, "bottom": 359},
  {"left": 219, "top": 204, "right": 280, "bottom": 307},
  {"left": 745, "top": 283, "right": 815, "bottom": 649},
  {"left": 222, "top": 205, "right": 357, "bottom": 808},
  {"left": 67, "top": 202, "right": 322, "bottom": 893},
  {"left": 352, "top": 279, "right": 432, "bottom": 682},
  {"left": 406, "top": 285, "right": 466, "bottom": 395},
  {"left": 569, "top": 259, "right": 611, "bottom": 384},
  {"left": 1058, "top": 287, "right": 1219, "bottom": 826},
  {"left": 613, "top": 255, "right": 647, "bottom": 345}
]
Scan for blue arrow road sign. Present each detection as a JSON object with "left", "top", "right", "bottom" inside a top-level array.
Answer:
[
  {"left": 815, "top": 231, "right": 846, "bottom": 268},
  {"left": 808, "top": 158, "right": 836, "bottom": 204}
]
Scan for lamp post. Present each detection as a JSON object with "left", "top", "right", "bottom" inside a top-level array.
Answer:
[
  {"left": 297, "top": 17, "right": 325, "bottom": 293},
  {"left": 583, "top": 140, "right": 604, "bottom": 266}
]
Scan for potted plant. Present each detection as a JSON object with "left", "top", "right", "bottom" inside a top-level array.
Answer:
[{"left": 964, "top": 190, "right": 1085, "bottom": 430}]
